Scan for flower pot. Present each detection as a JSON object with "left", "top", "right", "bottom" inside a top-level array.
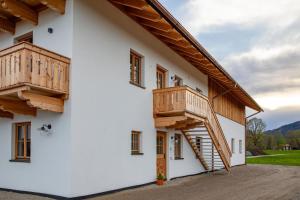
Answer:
[{"left": 156, "top": 179, "right": 164, "bottom": 185}]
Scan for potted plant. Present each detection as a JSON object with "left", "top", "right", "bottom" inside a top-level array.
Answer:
[{"left": 156, "top": 173, "right": 165, "bottom": 185}]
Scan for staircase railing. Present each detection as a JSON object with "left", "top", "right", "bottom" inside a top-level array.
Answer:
[{"left": 153, "top": 86, "right": 231, "bottom": 169}]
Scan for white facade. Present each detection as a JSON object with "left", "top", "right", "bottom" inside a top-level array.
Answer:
[
  {"left": 217, "top": 115, "right": 246, "bottom": 166},
  {"left": 0, "top": 0, "right": 246, "bottom": 198}
]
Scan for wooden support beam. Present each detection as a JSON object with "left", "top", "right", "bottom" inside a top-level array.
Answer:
[
  {"left": 0, "top": 0, "right": 38, "bottom": 24},
  {"left": 39, "top": 0, "right": 66, "bottom": 14},
  {"left": 149, "top": 28, "right": 182, "bottom": 40},
  {"left": 139, "top": 18, "right": 172, "bottom": 32},
  {"left": 126, "top": 7, "right": 161, "bottom": 22},
  {"left": 110, "top": 0, "right": 147, "bottom": 10},
  {"left": 0, "top": 17, "right": 15, "bottom": 34},
  {"left": 154, "top": 116, "right": 187, "bottom": 128},
  {"left": 167, "top": 44, "right": 199, "bottom": 55},
  {"left": 18, "top": 91, "right": 64, "bottom": 113},
  {"left": 0, "top": 86, "right": 30, "bottom": 96},
  {"left": 0, "top": 98, "right": 37, "bottom": 116},
  {"left": 0, "top": 109, "right": 13, "bottom": 118},
  {"left": 158, "top": 35, "right": 192, "bottom": 48}
]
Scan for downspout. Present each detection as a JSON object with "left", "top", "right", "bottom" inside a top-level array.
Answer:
[{"left": 246, "top": 110, "right": 261, "bottom": 119}]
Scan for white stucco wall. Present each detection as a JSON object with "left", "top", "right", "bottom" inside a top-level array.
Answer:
[
  {"left": 0, "top": 1, "right": 73, "bottom": 57},
  {"left": 167, "top": 131, "right": 205, "bottom": 179},
  {"left": 217, "top": 114, "right": 246, "bottom": 166},
  {"left": 69, "top": 0, "right": 208, "bottom": 197},
  {"left": 0, "top": 0, "right": 247, "bottom": 197},
  {"left": 0, "top": 0, "right": 73, "bottom": 197}
]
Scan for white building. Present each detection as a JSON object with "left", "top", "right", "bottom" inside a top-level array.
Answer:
[{"left": 0, "top": 0, "right": 262, "bottom": 198}]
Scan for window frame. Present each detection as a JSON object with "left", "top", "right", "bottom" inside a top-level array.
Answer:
[
  {"left": 13, "top": 122, "right": 31, "bottom": 161},
  {"left": 131, "top": 130, "right": 143, "bottom": 155},
  {"left": 231, "top": 138, "right": 235, "bottom": 154},
  {"left": 239, "top": 139, "right": 243, "bottom": 154},
  {"left": 174, "top": 133, "right": 183, "bottom": 159},
  {"left": 130, "top": 50, "right": 144, "bottom": 88},
  {"left": 14, "top": 31, "right": 33, "bottom": 44},
  {"left": 156, "top": 65, "right": 167, "bottom": 89}
]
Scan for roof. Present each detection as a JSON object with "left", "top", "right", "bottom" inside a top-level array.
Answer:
[{"left": 109, "top": 0, "right": 263, "bottom": 112}]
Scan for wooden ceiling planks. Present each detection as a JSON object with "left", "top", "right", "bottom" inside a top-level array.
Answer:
[
  {"left": 0, "top": 0, "right": 39, "bottom": 24},
  {"left": 108, "top": 0, "right": 262, "bottom": 111},
  {"left": 40, "top": 0, "right": 66, "bottom": 14},
  {"left": 0, "top": 16, "right": 15, "bottom": 33},
  {"left": 0, "top": 0, "right": 66, "bottom": 34}
]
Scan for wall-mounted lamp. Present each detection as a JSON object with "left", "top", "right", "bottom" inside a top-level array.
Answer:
[
  {"left": 48, "top": 27, "right": 53, "bottom": 34},
  {"left": 38, "top": 124, "right": 52, "bottom": 135}
]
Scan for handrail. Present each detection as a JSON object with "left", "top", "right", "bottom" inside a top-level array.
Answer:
[
  {"left": 0, "top": 42, "right": 70, "bottom": 94},
  {"left": 153, "top": 86, "right": 231, "bottom": 167}
]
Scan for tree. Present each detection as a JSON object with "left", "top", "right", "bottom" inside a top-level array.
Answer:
[
  {"left": 246, "top": 118, "right": 266, "bottom": 151},
  {"left": 286, "top": 130, "right": 300, "bottom": 149},
  {"left": 263, "top": 134, "right": 276, "bottom": 150},
  {"left": 274, "top": 132, "right": 286, "bottom": 149}
]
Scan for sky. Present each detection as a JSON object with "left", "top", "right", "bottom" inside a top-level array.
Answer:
[{"left": 160, "top": 0, "right": 300, "bottom": 130}]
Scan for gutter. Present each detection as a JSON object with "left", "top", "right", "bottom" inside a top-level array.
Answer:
[{"left": 246, "top": 110, "right": 261, "bottom": 119}]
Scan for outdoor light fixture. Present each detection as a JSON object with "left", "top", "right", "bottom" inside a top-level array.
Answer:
[
  {"left": 38, "top": 124, "right": 52, "bottom": 135},
  {"left": 48, "top": 27, "right": 53, "bottom": 34}
]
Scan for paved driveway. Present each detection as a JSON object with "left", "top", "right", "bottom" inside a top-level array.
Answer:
[{"left": 1, "top": 165, "right": 300, "bottom": 200}]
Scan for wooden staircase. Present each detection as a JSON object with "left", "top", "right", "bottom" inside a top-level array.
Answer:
[
  {"left": 153, "top": 86, "right": 232, "bottom": 172},
  {"left": 182, "top": 126, "right": 226, "bottom": 171},
  {"left": 182, "top": 127, "right": 209, "bottom": 171}
]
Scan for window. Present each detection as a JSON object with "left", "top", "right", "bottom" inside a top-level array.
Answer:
[
  {"left": 14, "top": 32, "right": 33, "bottom": 44},
  {"left": 130, "top": 51, "right": 143, "bottom": 87},
  {"left": 239, "top": 140, "right": 243, "bottom": 154},
  {"left": 231, "top": 138, "right": 235, "bottom": 154},
  {"left": 195, "top": 136, "right": 202, "bottom": 152},
  {"left": 173, "top": 75, "right": 183, "bottom": 87},
  {"left": 156, "top": 134, "right": 164, "bottom": 154},
  {"left": 174, "top": 134, "right": 182, "bottom": 159},
  {"left": 14, "top": 122, "right": 31, "bottom": 161},
  {"left": 131, "top": 131, "right": 142, "bottom": 155},
  {"left": 156, "top": 66, "right": 167, "bottom": 89}
]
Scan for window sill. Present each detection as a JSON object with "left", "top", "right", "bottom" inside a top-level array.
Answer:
[
  {"left": 129, "top": 81, "right": 146, "bottom": 89},
  {"left": 175, "top": 157, "right": 184, "bottom": 160},
  {"left": 9, "top": 159, "right": 30, "bottom": 163},
  {"left": 131, "top": 152, "right": 144, "bottom": 156}
]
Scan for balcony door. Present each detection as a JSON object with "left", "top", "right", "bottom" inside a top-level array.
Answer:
[
  {"left": 156, "top": 66, "right": 167, "bottom": 89},
  {"left": 14, "top": 32, "right": 33, "bottom": 44},
  {"left": 156, "top": 131, "right": 167, "bottom": 177}
]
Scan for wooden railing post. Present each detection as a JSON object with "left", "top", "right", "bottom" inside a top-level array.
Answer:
[{"left": 0, "top": 42, "right": 70, "bottom": 95}]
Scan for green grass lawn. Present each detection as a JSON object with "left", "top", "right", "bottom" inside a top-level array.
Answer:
[{"left": 246, "top": 150, "right": 300, "bottom": 166}]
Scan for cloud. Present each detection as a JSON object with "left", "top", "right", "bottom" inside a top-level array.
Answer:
[
  {"left": 258, "top": 106, "right": 300, "bottom": 130},
  {"left": 179, "top": 0, "right": 300, "bottom": 35},
  {"left": 222, "top": 19, "right": 300, "bottom": 110},
  {"left": 160, "top": 0, "right": 300, "bottom": 127}
]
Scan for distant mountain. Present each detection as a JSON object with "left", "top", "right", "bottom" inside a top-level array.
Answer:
[{"left": 265, "top": 121, "right": 300, "bottom": 135}]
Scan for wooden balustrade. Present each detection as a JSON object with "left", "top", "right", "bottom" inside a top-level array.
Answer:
[
  {"left": 0, "top": 42, "right": 70, "bottom": 117},
  {"left": 0, "top": 42, "right": 70, "bottom": 95},
  {"left": 153, "top": 86, "right": 231, "bottom": 168}
]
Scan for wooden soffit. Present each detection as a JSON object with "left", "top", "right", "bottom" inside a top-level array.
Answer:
[
  {"left": 108, "top": 0, "right": 263, "bottom": 112},
  {"left": 0, "top": 0, "right": 66, "bottom": 34}
]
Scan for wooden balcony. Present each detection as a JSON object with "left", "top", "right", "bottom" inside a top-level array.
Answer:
[
  {"left": 0, "top": 42, "right": 70, "bottom": 118},
  {"left": 153, "top": 86, "right": 231, "bottom": 170}
]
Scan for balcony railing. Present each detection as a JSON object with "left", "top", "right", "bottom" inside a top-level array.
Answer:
[
  {"left": 0, "top": 42, "right": 70, "bottom": 95},
  {"left": 153, "top": 86, "right": 231, "bottom": 167}
]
